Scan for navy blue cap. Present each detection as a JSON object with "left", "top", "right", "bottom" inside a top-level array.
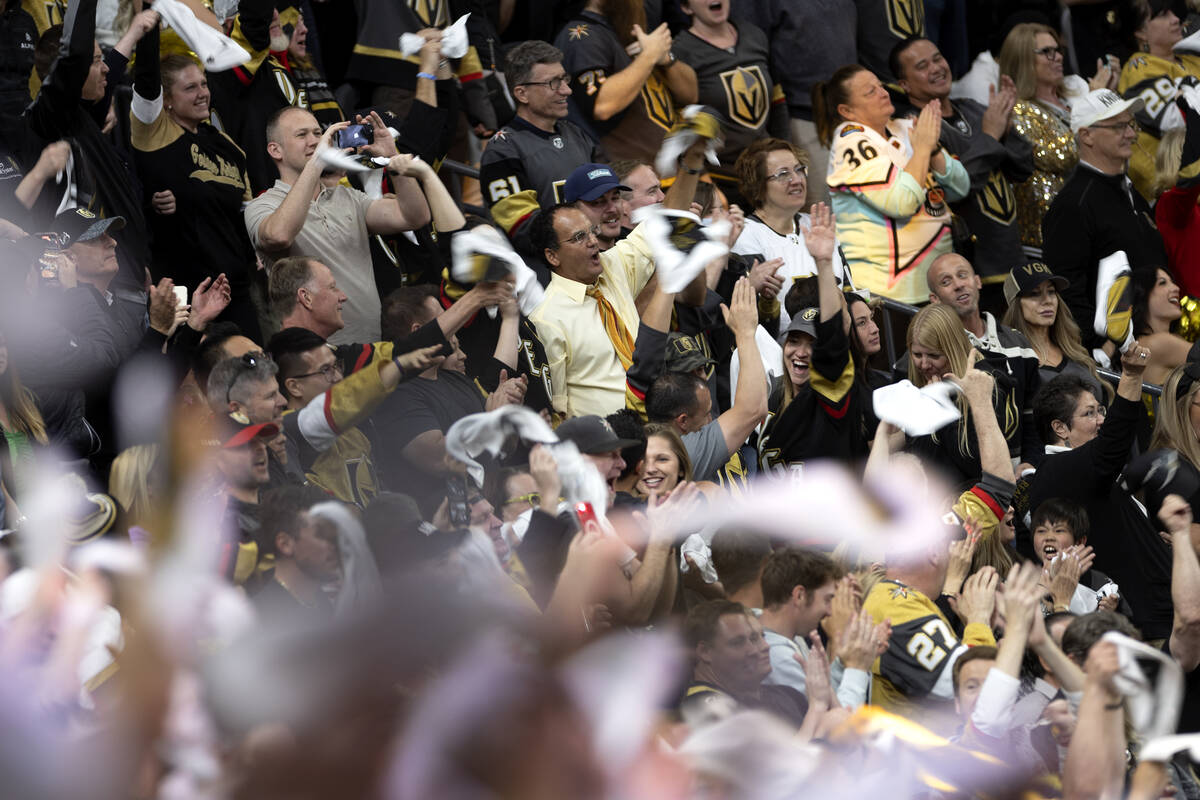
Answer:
[{"left": 563, "top": 163, "right": 629, "bottom": 203}]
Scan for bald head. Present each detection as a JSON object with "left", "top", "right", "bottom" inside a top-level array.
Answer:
[{"left": 927, "top": 254, "right": 981, "bottom": 318}]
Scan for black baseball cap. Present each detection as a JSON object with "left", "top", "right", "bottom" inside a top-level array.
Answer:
[
  {"left": 1003, "top": 262, "right": 1069, "bottom": 306},
  {"left": 781, "top": 307, "right": 820, "bottom": 341},
  {"left": 665, "top": 332, "right": 716, "bottom": 373},
  {"left": 556, "top": 415, "right": 640, "bottom": 454},
  {"left": 563, "top": 163, "right": 629, "bottom": 203},
  {"left": 51, "top": 208, "right": 125, "bottom": 245}
]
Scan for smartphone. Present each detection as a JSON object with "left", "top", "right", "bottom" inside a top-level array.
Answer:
[
  {"left": 335, "top": 124, "right": 373, "bottom": 149},
  {"left": 173, "top": 285, "right": 188, "bottom": 307},
  {"left": 446, "top": 474, "right": 471, "bottom": 528},
  {"left": 34, "top": 232, "right": 70, "bottom": 281},
  {"left": 575, "top": 501, "right": 599, "bottom": 530}
]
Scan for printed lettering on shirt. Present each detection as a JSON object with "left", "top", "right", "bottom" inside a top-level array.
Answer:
[
  {"left": 886, "top": 0, "right": 925, "bottom": 39},
  {"left": 189, "top": 144, "right": 248, "bottom": 190},
  {"left": 718, "top": 66, "right": 769, "bottom": 130},
  {"left": 522, "top": 338, "right": 553, "bottom": 398},
  {"left": 840, "top": 139, "right": 879, "bottom": 171},
  {"left": 488, "top": 175, "right": 522, "bottom": 203},
  {"left": 902, "top": 616, "right": 955, "bottom": 671},
  {"left": 1136, "top": 76, "right": 1179, "bottom": 121},
  {"left": 578, "top": 70, "right": 607, "bottom": 97}
]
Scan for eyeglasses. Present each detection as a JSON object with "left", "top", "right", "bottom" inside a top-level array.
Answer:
[
  {"left": 225, "top": 351, "right": 268, "bottom": 404},
  {"left": 558, "top": 225, "right": 601, "bottom": 247},
  {"left": 1090, "top": 119, "right": 1140, "bottom": 133},
  {"left": 504, "top": 492, "right": 541, "bottom": 507},
  {"left": 518, "top": 74, "right": 570, "bottom": 91},
  {"left": 767, "top": 165, "right": 807, "bottom": 182},
  {"left": 290, "top": 361, "right": 343, "bottom": 382},
  {"left": 1033, "top": 46, "right": 1065, "bottom": 60},
  {"left": 1075, "top": 405, "right": 1107, "bottom": 421}
]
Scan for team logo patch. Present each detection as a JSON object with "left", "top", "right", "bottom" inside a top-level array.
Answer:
[
  {"left": 924, "top": 186, "right": 947, "bottom": 217},
  {"left": 977, "top": 169, "right": 1016, "bottom": 226},
  {"left": 641, "top": 72, "right": 676, "bottom": 131},
  {"left": 77, "top": 208, "right": 97, "bottom": 219},
  {"left": 552, "top": 136, "right": 564, "bottom": 149},
  {"left": 840, "top": 124, "right": 864, "bottom": 137},
  {"left": 801, "top": 308, "right": 819, "bottom": 321},
  {"left": 717, "top": 65, "right": 769, "bottom": 130},
  {"left": 885, "top": 0, "right": 925, "bottom": 39},
  {"left": 567, "top": 23, "right": 589, "bottom": 40},
  {"left": 492, "top": 129, "right": 508, "bottom": 141},
  {"left": 889, "top": 585, "right": 911, "bottom": 600}
]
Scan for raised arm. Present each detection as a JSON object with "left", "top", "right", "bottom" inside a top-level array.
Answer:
[
  {"left": 1159, "top": 494, "right": 1200, "bottom": 672},
  {"left": 254, "top": 121, "right": 350, "bottom": 251},
  {"left": 1062, "top": 641, "right": 1127, "bottom": 800},
  {"left": 715, "top": 278, "right": 768, "bottom": 454},
  {"left": 951, "top": 364, "right": 1016, "bottom": 485},
  {"left": 388, "top": 154, "right": 464, "bottom": 234},
  {"left": 592, "top": 23, "right": 672, "bottom": 121}
]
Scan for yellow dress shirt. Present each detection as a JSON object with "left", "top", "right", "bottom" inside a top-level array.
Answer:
[{"left": 529, "top": 225, "right": 656, "bottom": 417}]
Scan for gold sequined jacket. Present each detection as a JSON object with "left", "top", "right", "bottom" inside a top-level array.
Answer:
[{"left": 1011, "top": 99, "right": 1078, "bottom": 250}]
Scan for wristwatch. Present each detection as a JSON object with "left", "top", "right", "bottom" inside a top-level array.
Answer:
[{"left": 662, "top": 50, "right": 677, "bottom": 68}]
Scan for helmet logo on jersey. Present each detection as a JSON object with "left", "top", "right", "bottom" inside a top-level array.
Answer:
[
  {"left": 641, "top": 72, "right": 676, "bottom": 131},
  {"left": 977, "top": 169, "right": 1016, "bottom": 226},
  {"left": 886, "top": 0, "right": 925, "bottom": 39},
  {"left": 719, "top": 66, "right": 768, "bottom": 130}
]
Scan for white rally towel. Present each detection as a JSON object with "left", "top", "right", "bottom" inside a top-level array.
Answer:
[
  {"left": 1101, "top": 631, "right": 1184, "bottom": 741},
  {"left": 654, "top": 104, "right": 722, "bottom": 179},
  {"left": 153, "top": 0, "right": 249, "bottom": 71},
  {"left": 449, "top": 226, "right": 545, "bottom": 317},
  {"left": 636, "top": 207, "right": 730, "bottom": 293},
  {"left": 872, "top": 380, "right": 961, "bottom": 436},
  {"left": 399, "top": 13, "right": 470, "bottom": 60}
]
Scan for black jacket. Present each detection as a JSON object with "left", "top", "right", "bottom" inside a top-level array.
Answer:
[
  {"left": 1027, "top": 395, "right": 1174, "bottom": 640},
  {"left": 1042, "top": 164, "right": 1166, "bottom": 350},
  {"left": 24, "top": 0, "right": 149, "bottom": 287}
]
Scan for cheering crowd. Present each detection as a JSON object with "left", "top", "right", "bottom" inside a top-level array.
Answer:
[{"left": 2, "top": 0, "right": 1200, "bottom": 797}]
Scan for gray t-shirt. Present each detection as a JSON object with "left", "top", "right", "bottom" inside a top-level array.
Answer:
[
  {"left": 245, "top": 180, "right": 380, "bottom": 345},
  {"left": 683, "top": 421, "right": 730, "bottom": 483}
]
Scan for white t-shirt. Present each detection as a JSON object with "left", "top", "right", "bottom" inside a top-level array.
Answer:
[{"left": 731, "top": 213, "right": 852, "bottom": 331}]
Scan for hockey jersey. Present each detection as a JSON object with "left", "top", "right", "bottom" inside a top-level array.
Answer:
[
  {"left": 478, "top": 116, "right": 600, "bottom": 237},
  {"left": 826, "top": 118, "right": 970, "bottom": 304},
  {"left": 672, "top": 22, "right": 788, "bottom": 169},
  {"left": 1118, "top": 52, "right": 1200, "bottom": 201},
  {"left": 863, "top": 578, "right": 996, "bottom": 735},
  {"left": 556, "top": 10, "right": 680, "bottom": 162}
]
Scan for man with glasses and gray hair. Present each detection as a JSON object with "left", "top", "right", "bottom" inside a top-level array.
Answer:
[
  {"left": 1041, "top": 88, "right": 1167, "bottom": 362},
  {"left": 479, "top": 41, "right": 602, "bottom": 246}
]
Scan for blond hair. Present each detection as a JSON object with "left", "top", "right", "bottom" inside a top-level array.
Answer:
[
  {"left": 907, "top": 304, "right": 977, "bottom": 455},
  {"left": 1150, "top": 365, "right": 1200, "bottom": 472},
  {"left": 998, "top": 23, "right": 1065, "bottom": 102},
  {"left": 1153, "top": 127, "right": 1185, "bottom": 199},
  {"left": 109, "top": 444, "right": 161, "bottom": 528}
]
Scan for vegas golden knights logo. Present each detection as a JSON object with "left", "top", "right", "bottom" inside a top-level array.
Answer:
[
  {"left": 641, "top": 72, "right": 676, "bottom": 131},
  {"left": 274, "top": 67, "right": 301, "bottom": 106},
  {"left": 408, "top": 0, "right": 449, "bottom": 27},
  {"left": 977, "top": 170, "right": 1016, "bottom": 225},
  {"left": 719, "top": 66, "right": 769, "bottom": 130},
  {"left": 886, "top": 0, "right": 925, "bottom": 39}
]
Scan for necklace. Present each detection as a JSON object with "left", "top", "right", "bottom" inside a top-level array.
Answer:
[{"left": 275, "top": 574, "right": 315, "bottom": 608}]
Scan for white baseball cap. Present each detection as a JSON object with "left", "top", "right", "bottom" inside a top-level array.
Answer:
[{"left": 1070, "top": 89, "right": 1144, "bottom": 133}]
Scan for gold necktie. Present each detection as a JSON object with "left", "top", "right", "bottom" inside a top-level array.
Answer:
[{"left": 585, "top": 284, "right": 635, "bottom": 370}]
